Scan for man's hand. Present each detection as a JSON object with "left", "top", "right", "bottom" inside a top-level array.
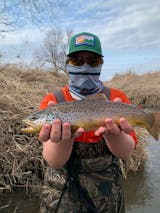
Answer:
[
  {"left": 95, "top": 97, "right": 133, "bottom": 138},
  {"left": 95, "top": 117, "right": 133, "bottom": 137},
  {"left": 95, "top": 97, "right": 135, "bottom": 160},
  {"left": 39, "top": 101, "right": 84, "bottom": 143},
  {"left": 39, "top": 101, "right": 85, "bottom": 168}
]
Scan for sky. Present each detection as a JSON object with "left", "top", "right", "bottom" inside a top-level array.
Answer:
[{"left": 0, "top": 0, "right": 160, "bottom": 81}]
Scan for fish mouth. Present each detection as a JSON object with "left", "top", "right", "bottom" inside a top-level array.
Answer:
[{"left": 21, "top": 119, "right": 42, "bottom": 134}]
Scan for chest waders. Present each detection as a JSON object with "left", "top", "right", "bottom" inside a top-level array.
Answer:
[{"left": 40, "top": 87, "right": 125, "bottom": 213}]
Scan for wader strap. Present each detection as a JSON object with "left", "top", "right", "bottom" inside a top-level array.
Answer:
[
  {"left": 101, "top": 86, "right": 110, "bottom": 100},
  {"left": 54, "top": 178, "right": 69, "bottom": 213},
  {"left": 54, "top": 90, "right": 66, "bottom": 103}
]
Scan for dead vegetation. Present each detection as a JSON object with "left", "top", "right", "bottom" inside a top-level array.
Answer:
[
  {"left": 105, "top": 70, "right": 160, "bottom": 109},
  {"left": 120, "top": 127, "right": 149, "bottom": 179},
  {"left": 0, "top": 65, "right": 159, "bottom": 195},
  {"left": 0, "top": 64, "right": 68, "bottom": 194}
]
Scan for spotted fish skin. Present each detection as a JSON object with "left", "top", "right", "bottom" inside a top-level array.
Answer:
[{"left": 22, "top": 98, "right": 160, "bottom": 140}]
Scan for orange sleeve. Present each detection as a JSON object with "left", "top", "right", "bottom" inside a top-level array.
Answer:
[
  {"left": 130, "top": 130, "right": 138, "bottom": 148},
  {"left": 110, "top": 88, "right": 138, "bottom": 147},
  {"left": 39, "top": 93, "right": 58, "bottom": 110},
  {"left": 110, "top": 88, "right": 131, "bottom": 103}
]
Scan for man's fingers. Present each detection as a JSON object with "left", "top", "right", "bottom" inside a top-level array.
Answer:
[
  {"left": 39, "top": 124, "right": 51, "bottom": 142},
  {"left": 119, "top": 118, "right": 133, "bottom": 133},
  {"left": 105, "top": 118, "right": 121, "bottom": 135},
  {"left": 95, "top": 118, "right": 122, "bottom": 137},
  {"left": 73, "top": 128, "right": 85, "bottom": 138},
  {"left": 61, "top": 122, "right": 72, "bottom": 140},
  {"left": 39, "top": 118, "right": 85, "bottom": 143},
  {"left": 95, "top": 127, "right": 107, "bottom": 136},
  {"left": 50, "top": 119, "right": 62, "bottom": 142}
]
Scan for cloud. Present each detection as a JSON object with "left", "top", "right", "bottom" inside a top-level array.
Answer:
[
  {"left": 0, "top": 26, "right": 49, "bottom": 65},
  {"left": 2, "top": 0, "right": 160, "bottom": 50},
  {"left": 61, "top": 0, "right": 160, "bottom": 50},
  {"left": 0, "top": 0, "right": 160, "bottom": 79},
  {"left": 0, "top": 27, "right": 45, "bottom": 46}
]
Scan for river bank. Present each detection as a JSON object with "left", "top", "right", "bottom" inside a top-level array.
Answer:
[{"left": 105, "top": 71, "right": 160, "bottom": 109}]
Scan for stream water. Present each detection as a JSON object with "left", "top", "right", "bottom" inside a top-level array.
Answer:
[{"left": 124, "top": 137, "right": 160, "bottom": 213}]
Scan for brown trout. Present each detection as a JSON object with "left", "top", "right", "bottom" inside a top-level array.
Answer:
[{"left": 21, "top": 94, "right": 160, "bottom": 140}]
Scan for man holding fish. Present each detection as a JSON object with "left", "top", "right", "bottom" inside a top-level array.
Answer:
[{"left": 23, "top": 32, "right": 159, "bottom": 212}]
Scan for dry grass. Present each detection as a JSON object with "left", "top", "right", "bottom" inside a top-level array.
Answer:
[
  {"left": 0, "top": 65, "right": 158, "bottom": 195},
  {"left": 0, "top": 64, "right": 68, "bottom": 194},
  {"left": 105, "top": 70, "right": 160, "bottom": 109},
  {"left": 120, "top": 127, "right": 150, "bottom": 179}
]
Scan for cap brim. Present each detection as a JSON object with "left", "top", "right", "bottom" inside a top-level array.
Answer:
[{"left": 67, "top": 50, "right": 103, "bottom": 57}]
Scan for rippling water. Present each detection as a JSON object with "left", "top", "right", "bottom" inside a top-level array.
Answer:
[
  {"left": 125, "top": 137, "right": 160, "bottom": 213},
  {"left": 0, "top": 137, "right": 160, "bottom": 213}
]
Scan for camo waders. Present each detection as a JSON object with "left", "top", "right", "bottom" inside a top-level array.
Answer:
[{"left": 40, "top": 139, "right": 125, "bottom": 213}]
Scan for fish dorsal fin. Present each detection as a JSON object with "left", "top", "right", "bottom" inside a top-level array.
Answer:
[{"left": 86, "top": 93, "right": 108, "bottom": 101}]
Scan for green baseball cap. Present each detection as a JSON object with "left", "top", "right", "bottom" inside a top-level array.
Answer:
[{"left": 67, "top": 32, "right": 103, "bottom": 57}]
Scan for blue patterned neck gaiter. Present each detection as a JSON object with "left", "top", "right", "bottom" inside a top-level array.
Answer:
[{"left": 67, "top": 63, "right": 104, "bottom": 98}]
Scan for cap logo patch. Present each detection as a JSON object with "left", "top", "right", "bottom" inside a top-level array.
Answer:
[{"left": 75, "top": 35, "right": 95, "bottom": 46}]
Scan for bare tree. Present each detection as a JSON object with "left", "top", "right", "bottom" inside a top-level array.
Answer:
[
  {"left": 35, "top": 28, "right": 73, "bottom": 73},
  {"left": 0, "top": 0, "right": 62, "bottom": 34}
]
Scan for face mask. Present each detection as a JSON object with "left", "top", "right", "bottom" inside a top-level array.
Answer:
[{"left": 66, "top": 63, "right": 103, "bottom": 97}]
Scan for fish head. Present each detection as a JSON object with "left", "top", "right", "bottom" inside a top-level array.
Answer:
[{"left": 21, "top": 110, "right": 50, "bottom": 134}]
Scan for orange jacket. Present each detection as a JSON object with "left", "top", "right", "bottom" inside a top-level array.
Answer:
[{"left": 39, "top": 85, "right": 137, "bottom": 144}]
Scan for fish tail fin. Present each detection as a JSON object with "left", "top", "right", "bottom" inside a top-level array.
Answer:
[{"left": 147, "top": 112, "right": 160, "bottom": 141}]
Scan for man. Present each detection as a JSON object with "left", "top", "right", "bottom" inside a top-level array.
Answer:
[{"left": 39, "top": 32, "right": 136, "bottom": 213}]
